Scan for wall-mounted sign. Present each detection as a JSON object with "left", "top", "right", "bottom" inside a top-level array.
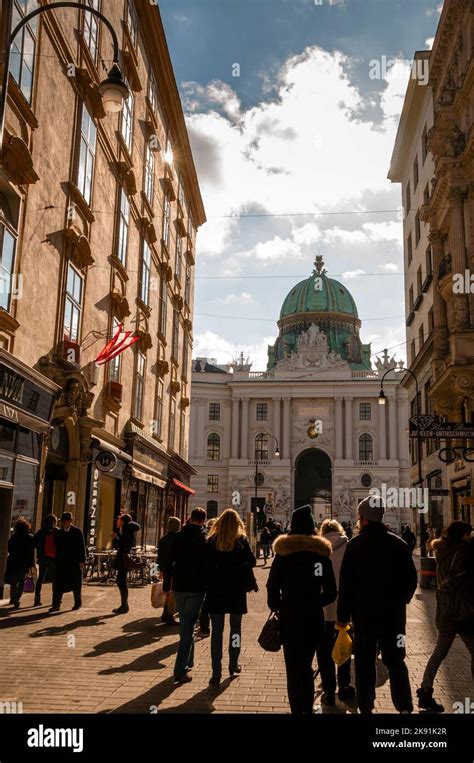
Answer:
[
  {"left": 409, "top": 415, "right": 474, "bottom": 439},
  {"left": 95, "top": 450, "right": 117, "bottom": 473},
  {"left": 88, "top": 467, "right": 100, "bottom": 548}
]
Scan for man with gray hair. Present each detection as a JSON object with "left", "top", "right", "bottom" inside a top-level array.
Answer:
[{"left": 337, "top": 496, "right": 417, "bottom": 714}]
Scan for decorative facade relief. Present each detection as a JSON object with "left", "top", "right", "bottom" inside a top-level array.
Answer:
[{"left": 276, "top": 323, "right": 349, "bottom": 371}]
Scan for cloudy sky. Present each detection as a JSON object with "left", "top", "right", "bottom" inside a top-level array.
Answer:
[{"left": 160, "top": 0, "right": 442, "bottom": 370}]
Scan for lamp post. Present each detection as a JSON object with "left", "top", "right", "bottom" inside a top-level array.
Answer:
[
  {"left": 378, "top": 366, "right": 427, "bottom": 556},
  {"left": 0, "top": 1, "right": 128, "bottom": 152},
  {"left": 253, "top": 434, "right": 280, "bottom": 540}
]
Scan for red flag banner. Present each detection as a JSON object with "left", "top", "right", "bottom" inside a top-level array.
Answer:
[{"left": 94, "top": 323, "right": 139, "bottom": 365}]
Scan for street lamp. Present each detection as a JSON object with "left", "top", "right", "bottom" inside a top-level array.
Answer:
[
  {"left": 253, "top": 434, "right": 280, "bottom": 540},
  {"left": 0, "top": 2, "right": 128, "bottom": 151},
  {"left": 378, "top": 366, "right": 426, "bottom": 556}
]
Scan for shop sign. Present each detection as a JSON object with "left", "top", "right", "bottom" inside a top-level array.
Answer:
[
  {"left": 88, "top": 467, "right": 100, "bottom": 548},
  {"left": 95, "top": 451, "right": 117, "bottom": 473},
  {"left": 409, "top": 415, "right": 474, "bottom": 439},
  {"left": 0, "top": 363, "right": 55, "bottom": 422}
]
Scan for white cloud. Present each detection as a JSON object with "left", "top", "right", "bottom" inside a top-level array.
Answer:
[
  {"left": 216, "top": 292, "right": 255, "bottom": 306},
  {"left": 383, "top": 263, "right": 399, "bottom": 272},
  {"left": 425, "top": 36, "right": 435, "bottom": 49},
  {"left": 342, "top": 269, "right": 365, "bottom": 279},
  {"left": 193, "top": 331, "right": 277, "bottom": 371}
]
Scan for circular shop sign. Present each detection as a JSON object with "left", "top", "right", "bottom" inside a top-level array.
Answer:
[{"left": 95, "top": 450, "right": 117, "bottom": 473}]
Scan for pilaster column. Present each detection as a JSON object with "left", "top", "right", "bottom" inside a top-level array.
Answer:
[
  {"left": 335, "top": 397, "right": 343, "bottom": 459},
  {"left": 231, "top": 398, "right": 239, "bottom": 459},
  {"left": 388, "top": 395, "right": 397, "bottom": 460},
  {"left": 223, "top": 400, "right": 231, "bottom": 459},
  {"left": 378, "top": 395, "right": 387, "bottom": 460},
  {"left": 197, "top": 400, "right": 205, "bottom": 458},
  {"left": 241, "top": 398, "right": 249, "bottom": 460},
  {"left": 447, "top": 187, "right": 469, "bottom": 329},
  {"left": 397, "top": 396, "right": 409, "bottom": 463},
  {"left": 344, "top": 397, "right": 353, "bottom": 460},
  {"left": 273, "top": 397, "right": 281, "bottom": 456},
  {"left": 429, "top": 229, "right": 449, "bottom": 360},
  {"left": 283, "top": 397, "right": 291, "bottom": 459}
]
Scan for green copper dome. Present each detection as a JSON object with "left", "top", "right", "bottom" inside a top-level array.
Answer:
[
  {"left": 267, "top": 256, "right": 371, "bottom": 371},
  {"left": 280, "top": 273, "right": 358, "bottom": 320}
]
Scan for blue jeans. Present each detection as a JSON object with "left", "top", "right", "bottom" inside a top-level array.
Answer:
[
  {"left": 173, "top": 591, "right": 205, "bottom": 679},
  {"left": 210, "top": 613, "right": 242, "bottom": 677}
]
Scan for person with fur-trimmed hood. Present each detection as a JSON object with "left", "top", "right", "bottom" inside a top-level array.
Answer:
[{"left": 267, "top": 505, "right": 337, "bottom": 715}]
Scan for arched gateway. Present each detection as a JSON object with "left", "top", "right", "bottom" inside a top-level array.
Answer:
[{"left": 294, "top": 448, "right": 332, "bottom": 521}]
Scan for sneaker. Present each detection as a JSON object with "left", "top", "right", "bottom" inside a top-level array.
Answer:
[
  {"left": 229, "top": 664, "right": 242, "bottom": 676},
  {"left": 416, "top": 687, "right": 444, "bottom": 713},
  {"left": 173, "top": 674, "right": 193, "bottom": 685},
  {"left": 338, "top": 685, "right": 356, "bottom": 701},
  {"left": 321, "top": 692, "right": 336, "bottom": 706}
]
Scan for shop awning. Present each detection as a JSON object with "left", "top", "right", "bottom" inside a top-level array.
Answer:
[
  {"left": 172, "top": 478, "right": 195, "bottom": 495},
  {"left": 131, "top": 466, "right": 167, "bottom": 489}
]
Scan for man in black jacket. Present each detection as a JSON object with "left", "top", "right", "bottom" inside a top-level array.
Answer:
[
  {"left": 166, "top": 507, "right": 208, "bottom": 683},
  {"left": 157, "top": 516, "right": 181, "bottom": 624},
  {"left": 337, "top": 496, "right": 418, "bottom": 714},
  {"left": 49, "top": 512, "right": 86, "bottom": 613}
]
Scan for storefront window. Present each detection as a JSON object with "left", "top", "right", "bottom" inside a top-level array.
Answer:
[
  {"left": 12, "top": 460, "right": 37, "bottom": 525},
  {"left": 0, "top": 421, "right": 16, "bottom": 451},
  {"left": 0, "top": 455, "right": 14, "bottom": 483},
  {"left": 17, "top": 427, "right": 40, "bottom": 460}
]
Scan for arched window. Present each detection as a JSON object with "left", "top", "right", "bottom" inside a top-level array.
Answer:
[
  {"left": 207, "top": 432, "right": 221, "bottom": 461},
  {"left": 255, "top": 433, "right": 269, "bottom": 461},
  {"left": 359, "top": 433, "right": 373, "bottom": 461},
  {"left": 206, "top": 500, "right": 218, "bottom": 519}
]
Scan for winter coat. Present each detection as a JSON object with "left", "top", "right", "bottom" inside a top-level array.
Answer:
[
  {"left": 260, "top": 528, "right": 271, "bottom": 546},
  {"left": 55, "top": 525, "right": 87, "bottom": 593},
  {"left": 5, "top": 532, "right": 34, "bottom": 583},
  {"left": 33, "top": 527, "right": 58, "bottom": 561},
  {"left": 167, "top": 523, "right": 209, "bottom": 593},
  {"left": 112, "top": 521, "right": 140, "bottom": 571},
  {"left": 322, "top": 530, "right": 348, "bottom": 622},
  {"left": 402, "top": 528, "right": 416, "bottom": 551},
  {"left": 432, "top": 537, "right": 474, "bottom": 635},
  {"left": 266, "top": 533, "right": 337, "bottom": 633},
  {"left": 206, "top": 536, "right": 256, "bottom": 614},
  {"left": 337, "top": 522, "right": 417, "bottom": 632},
  {"left": 157, "top": 532, "right": 177, "bottom": 591}
]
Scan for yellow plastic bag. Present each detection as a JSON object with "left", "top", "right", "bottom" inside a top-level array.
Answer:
[{"left": 332, "top": 624, "right": 352, "bottom": 666}]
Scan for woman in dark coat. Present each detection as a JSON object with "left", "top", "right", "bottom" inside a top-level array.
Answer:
[
  {"left": 5, "top": 518, "right": 35, "bottom": 608},
  {"left": 417, "top": 520, "right": 474, "bottom": 712},
  {"left": 206, "top": 508, "right": 257, "bottom": 686},
  {"left": 112, "top": 513, "right": 140, "bottom": 614},
  {"left": 267, "top": 505, "right": 337, "bottom": 714}
]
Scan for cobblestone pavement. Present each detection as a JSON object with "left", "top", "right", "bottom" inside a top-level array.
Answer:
[{"left": 0, "top": 562, "right": 472, "bottom": 714}]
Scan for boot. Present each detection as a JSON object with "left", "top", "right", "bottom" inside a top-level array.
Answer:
[
  {"left": 416, "top": 687, "right": 444, "bottom": 713},
  {"left": 113, "top": 588, "right": 129, "bottom": 614}
]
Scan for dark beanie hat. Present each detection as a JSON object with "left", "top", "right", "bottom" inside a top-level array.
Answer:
[{"left": 290, "top": 504, "right": 315, "bottom": 535}]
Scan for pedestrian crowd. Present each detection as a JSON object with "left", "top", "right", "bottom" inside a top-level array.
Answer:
[{"left": 3, "top": 496, "right": 473, "bottom": 714}]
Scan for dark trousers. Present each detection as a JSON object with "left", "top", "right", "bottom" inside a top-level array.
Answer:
[
  {"left": 9, "top": 572, "right": 26, "bottom": 605},
  {"left": 282, "top": 616, "right": 321, "bottom": 714},
  {"left": 422, "top": 630, "right": 474, "bottom": 690},
  {"left": 316, "top": 620, "right": 352, "bottom": 695},
  {"left": 35, "top": 559, "right": 55, "bottom": 602},
  {"left": 353, "top": 625, "right": 413, "bottom": 713},
  {"left": 210, "top": 613, "right": 242, "bottom": 677},
  {"left": 52, "top": 568, "right": 82, "bottom": 609},
  {"left": 116, "top": 569, "right": 128, "bottom": 606}
]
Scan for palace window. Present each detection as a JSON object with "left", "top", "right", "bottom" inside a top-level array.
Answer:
[
  {"left": 133, "top": 351, "right": 146, "bottom": 421},
  {"left": 117, "top": 188, "right": 129, "bottom": 266},
  {"left": 359, "top": 403, "right": 371, "bottom": 421},
  {"left": 255, "top": 433, "right": 269, "bottom": 461},
  {"left": 63, "top": 263, "right": 83, "bottom": 342},
  {"left": 207, "top": 433, "right": 221, "bottom": 461},
  {"left": 139, "top": 241, "right": 151, "bottom": 306},
  {"left": 207, "top": 475, "right": 219, "bottom": 493},
  {"left": 77, "top": 106, "right": 96, "bottom": 205},
  {"left": 413, "top": 154, "right": 419, "bottom": 190},
  {"left": 206, "top": 500, "right": 218, "bottom": 518},
  {"left": 184, "top": 264, "right": 191, "bottom": 305},
  {"left": 83, "top": 0, "right": 100, "bottom": 62},
  {"left": 209, "top": 403, "right": 220, "bottom": 421},
  {"left": 358, "top": 433, "right": 373, "bottom": 462},
  {"left": 148, "top": 70, "right": 159, "bottom": 113},
  {"left": 256, "top": 402, "right": 268, "bottom": 421},
  {"left": 0, "top": 224, "right": 16, "bottom": 313},
  {"left": 10, "top": 1, "right": 37, "bottom": 104}
]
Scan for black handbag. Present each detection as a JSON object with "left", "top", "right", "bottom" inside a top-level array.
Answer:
[{"left": 258, "top": 612, "right": 281, "bottom": 652}]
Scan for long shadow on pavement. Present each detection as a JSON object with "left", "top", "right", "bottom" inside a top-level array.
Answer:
[
  {"left": 98, "top": 640, "right": 178, "bottom": 674},
  {"left": 111, "top": 675, "right": 234, "bottom": 714},
  {"left": 84, "top": 618, "right": 174, "bottom": 657},
  {"left": 30, "top": 613, "right": 116, "bottom": 637}
]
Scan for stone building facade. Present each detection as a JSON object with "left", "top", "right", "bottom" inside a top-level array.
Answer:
[
  {"left": 189, "top": 262, "right": 411, "bottom": 533},
  {"left": 0, "top": 0, "right": 205, "bottom": 586},
  {"left": 390, "top": 0, "right": 474, "bottom": 529}
]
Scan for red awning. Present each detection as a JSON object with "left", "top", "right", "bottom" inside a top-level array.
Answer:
[{"left": 172, "top": 478, "right": 195, "bottom": 495}]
